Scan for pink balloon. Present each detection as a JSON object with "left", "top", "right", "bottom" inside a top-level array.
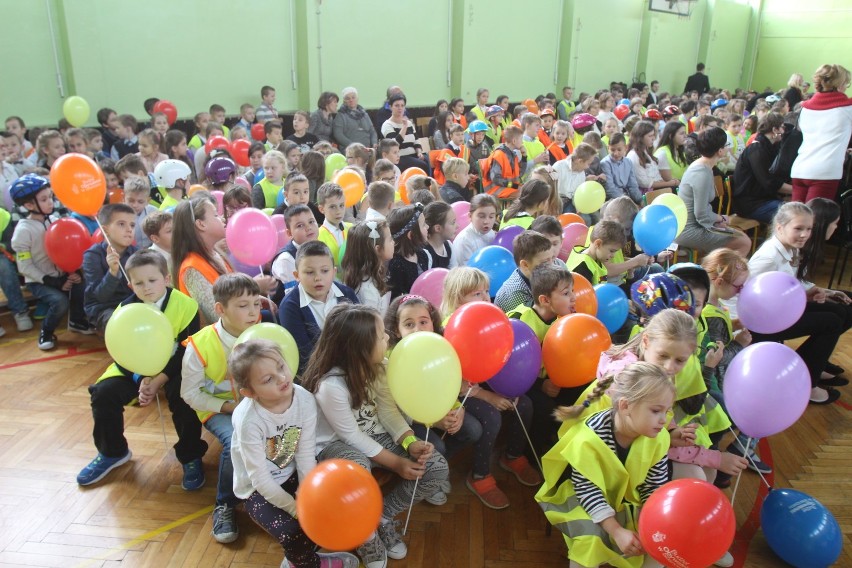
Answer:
[
  {"left": 737, "top": 271, "right": 806, "bottom": 334},
  {"left": 211, "top": 190, "right": 225, "bottom": 216},
  {"left": 410, "top": 268, "right": 450, "bottom": 309},
  {"left": 226, "top": 208, "right": 278, "bottom": 266},
  {"left": 235, "top": 177, "right": 251, "bottom": 190},
  {"left": 451, "top": 201, "right": 471, "bottom": 231},
  {"left": 271, "top": 214, "right": 290, "bottom": 249},
  {"left": 558, "top": 223, "right": 589, "bottom": 261}
]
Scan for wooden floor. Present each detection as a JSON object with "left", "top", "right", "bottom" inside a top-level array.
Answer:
[{"left": 1, "top": 256, "right": 850, "bottom": 567}]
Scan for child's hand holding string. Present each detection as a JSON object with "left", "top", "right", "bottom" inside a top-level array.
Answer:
[
  {"left": 138, "top": 374, "right": 167, "bottom": 406},
  {"left": 408, "top": 440, "right": 434, "bottom": 465},
  {"left": 106, "top": 246, "right": 121, "bottom": 277}
]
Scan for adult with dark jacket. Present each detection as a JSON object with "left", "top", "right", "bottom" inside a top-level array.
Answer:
[
  {"left": 332, "top": 87, "right": 378, "bottom": 151},
  {"left": 684, "top": 63, "right": 711, "bottom": 94},
  {"left": 782, "top": 73, "right": 805, "bottom": 110},
  {"left": 732, "top": 112, "right": 792, "bottom": 223}
]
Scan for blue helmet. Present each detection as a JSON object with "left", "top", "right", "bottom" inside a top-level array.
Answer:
[
  {"left": 10, "top": 174, "right": 49, "bottom": 204},
  {"left": 468, "top": 120, "right": 488, "bottom": 133},
  {"left": 630, "top": 273, "right": 695, "bottom": 318},
  {"left": 711, "top": 98, "right": 728, "bottom": 110},
  {"left": 619, "top": 98, "right": 631, "bottom": 106}
]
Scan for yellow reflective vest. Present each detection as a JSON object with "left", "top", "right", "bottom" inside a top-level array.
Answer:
[{"left": 185, "top": 324, "right": 238, "bottom": 423}]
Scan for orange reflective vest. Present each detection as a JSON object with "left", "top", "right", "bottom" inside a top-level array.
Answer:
[
  {"left": 481, "top": 147, "right": 521, "bottom": 199},
  {"left": 547, "top": 143, "right": 571, "bottom": 163},
  {"left": 178, "top": 252, "right": 232, "bottom": 296},
  {"left": 431, "top": 146, "right": 471, "bottom": 185},
  {"left": 538, "top": 129, "right": 553, "bottom": 148}
]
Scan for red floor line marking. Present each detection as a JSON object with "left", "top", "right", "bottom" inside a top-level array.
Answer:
[
  {"left": 835, "top": 399, "right": 852, "bottom": 411},
  {"left": 0, "top": 346, "right": 107, "bottom": 370},
  {"left": 730, "top": 438, "right": 775, "bottom": 568}
]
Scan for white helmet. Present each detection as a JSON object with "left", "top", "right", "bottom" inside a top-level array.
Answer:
[{"left": 154, "top": 159, "right": 191, "bottom": 189}]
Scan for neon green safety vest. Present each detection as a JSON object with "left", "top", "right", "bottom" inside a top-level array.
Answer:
[
  {"left": 522, "top": 138, "right": 546, "bottom": 164},
  {"left": 500, "top": 210, "right": 534, "bottom": 230},
  {"left": 258, "top": 178, "right": 283, "bottom": 209},
  {"left": 159, "top": 193, "right": 179, "bottom": 211},
  {"left": 537, "top": 410, "right": 669, "bottom": 568},
  {"left": 566, "top": 246, "right": 608, "bottom": 285},
  {"left": 318, "top": 223, "right": 351, "bottom": 268},
  {"left": 507, "top": 304, "right": 553, "bottom": 343},
  {"left": 185, "top": 324, "right": 238, "bottom": 423},
  {"left": 471, "top": 106, "right": 486, "bottom": 123},
  {"left": 584, "top": 225, "right": 625, "bottom": 266},
  {"left": 559, "top": 99, "right": 576, "bottom": 118},
  {"left": 657, "top": 145, "right": 687, "bottom": 181}
]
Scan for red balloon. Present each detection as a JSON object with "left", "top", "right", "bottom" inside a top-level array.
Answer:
[
  {"left": 44, "top": 218, "right": 91, "bottom": 273},
  {"left": 543, "top": 313, "right": 611, "bottom": 387},
  {"left": 443, "top": 301, "right": 513, "bottom": 383},
  {"left": 639, "top": 479, "right": 735, "bottom": 568},
  {"left": 91, "top": 228, "right": 104, "bottom": 245},
  {"left": 571, "top": 272, "right": 598, "bottom": 315},
  {"left": 231, "top": 139, "right": 251, "bottom": 167},
  {"left": 251, "top": 123, "right": 266, "bottom": 141},
  {"left": 559, "top": 222, "right": 589, "bottom": 261},
  {"left": 205, "top": 135, "right": 231, "bottom": 155},
  {"left": 152, "top": 100, "right": 178, "bottom": 125}
]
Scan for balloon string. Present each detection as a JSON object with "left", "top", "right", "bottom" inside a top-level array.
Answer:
[
  {"left": 258, "top": 265, "right": 264, "bottom": 276},
  {"left": 512, "top": 400, "right": 542, "bottom": 474},
  {"left": 403, "top": 426, "right": 427, "bottom": 536},
  {"left": 94, "top": 217, "right": 130, "bottom": 282},
  {"left": 155, "top": 391, "right": 168, "bottom": 447},
  {"left": 442, "top": 386, "right": 473, "bottom": 440},
  {"left": 727, "top": 428, "right": 771, "bottom": 489}
]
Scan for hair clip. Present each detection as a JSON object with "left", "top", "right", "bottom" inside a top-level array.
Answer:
[{"left": 365, "top": 220, "right": 380, "bottom": 242}]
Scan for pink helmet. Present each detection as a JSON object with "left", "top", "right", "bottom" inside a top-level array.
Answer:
[
  {"left": 571, "top": 113, "right": 597, "bottom": 130},
  {"left": 614, "top": 104, "right": 630, "bottom": 121}
]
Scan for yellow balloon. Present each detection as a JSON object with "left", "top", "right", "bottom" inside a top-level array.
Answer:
[
  {"left": 573, "top": 181, "right": 605, "bottom": 214},
  {"left": 654, "top": 193, "right": 688, "bottom": 236},
  {"left": 105, "top": 304, "right": 175, "bottom": 376},
  {"left": 62, "top": 96, "right": 90, "bottom": 127},
  {"left": 262, "top": 207, "right": 275, "bottom": 216},
  {"left": 235, "top": 323, "right": 299, "bottom": 377},
  {"left": 387, "top": 332, "right": 462, "bottom": 425}
]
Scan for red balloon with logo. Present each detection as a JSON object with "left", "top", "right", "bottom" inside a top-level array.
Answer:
[{"left": 44, "top": 218, "right": 91, "bottom": 273}]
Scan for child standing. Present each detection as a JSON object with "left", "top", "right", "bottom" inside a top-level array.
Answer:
[
  {"left": 137, "top": 129, "right": 168, "bottom": 173},
  {"left": 341, "top": 220, "right": 393, "bottom": 313},
  {"left": 270, "top": 204, "right": 319, "bottom": 294},
  {"left": 235, "top": 104, "right": 256, "bottom": 139},
  {"left": 123, "top": 176, "right": 158, "bottom": 249},
  {"left": 494, "top": 231, "right": 554, "bottom": 312},
  {"left": 386, "top": 204, "right": 430, "bottom": 299},
  {"left": 500, "top": 179, "right": 551, "bottom": 229},
  {"left": 10, "top": 174, "right": 91, "bottom": 349},
  {"left": 287, "top": 111, "right": 319, "bottom": 153},
  {"left": 181, "top": 274, "right": 262, "bottom": 544},
  {"left": 423, "top": 201, "right": 458, "bottom": 270},
  {"left": 228, "top": 339, "right": 359, "bottom": 568},
  {"left": 538, "top": 362, "right": 674, "bottom": 568},
  {"left": 109, "top": 115, "right": 139, "bottom": 161},
  {"left": 187, "top": 113, "right": 211, "bottom": 152},
  {"left": 316, "top": 182, "right": 352, "bottom": 270},
  {"left": 453, "top": 194, "right": 499, "bottom": 266},
  {"left": 257, "top": 86, "right": 279, "bottom": 124},
  {"left": 78, "top": 250, "right": 208, "bottom": 488},
  {"left": 566, "top": 221, "right": 626, "bottom": 286},
  {"left": 303, "top": 304, "right": 450, "bottom": 568}
]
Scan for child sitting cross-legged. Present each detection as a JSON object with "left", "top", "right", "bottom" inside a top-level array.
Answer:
[
  {"left": 493, "top": 230, "right": 555, "bottom": 312},
  {"left": 566, "top": 220, "right": 626, "bottom": 286}
]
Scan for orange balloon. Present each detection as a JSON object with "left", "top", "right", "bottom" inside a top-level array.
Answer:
[
  {"left": 188, "top": 184, "right": 207, "bottom": 196},
  {"left": 333, "top": 170, "right": 366, "bottom": 208},
  {"left": 296, "top": 459, "right": 382, "bottom": 550},
  {"left": 558, "top": 213, "right": 585, "bottom": 228},
  {"left": 543, "top": 313, "right": 612, "bottom": 388},
  {"left": 571, "top": 272, "right": 598, "bottom": 315},
  {"left": 523, "top": 98, "right": 540, "bottom": 114},
  {"left": 50, "top": 153, "right": 107, "bottom": 216},
  {"left": 397, "top": 167, "right": 427, "bottom": 204},
  {"left": 108, "top": 189, "right": 124, "bottom": 204}
]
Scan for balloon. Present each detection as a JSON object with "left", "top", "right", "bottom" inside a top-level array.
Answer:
[
  {"left": 594, "top": 283, "right": 629, "bottom": 333},
  {"left": 398, "top": 167, "right": 428, "bottom": 205},
  {"left": 254, "top": 169, "right": 265, "bottom": 184},
  {"left": 410, "top": 268, "right": 449, "bottom": 310},
  {"left": 62, "top": 96, "right": 90, "bottom": 127},
  {"left": 557, "top": 213, "right": 585, "bottom": 227},
  {"left": 210, "top": 190, "right": 224, "bottom": 215},
  {"left": 107, "top": 189, "right": 124, "bottom": 204},
  {"left": 633, "top": 203, "right": 677, "bottom": 256},
  {"left": 493, "top": 225, "right": 525, "bottom": 253},
  {"left": 43, "top": 218, "right": 91, "bottom": 273},
  {"left": 262, "top": 207, "right": 274, "bottom": 216},
  {"left": 523, "top": 99, "right": 540, "bottom": 114},
  {"left": 235, "top": 323, "right": 299, "bottom": 377},
  {"left": 297, "top": 459, "right": 382, "bottom": 551},
  {"left": 91, "top": 228, "right": 104, "bottom": 245},
  {"left": 559, "top": 223, "right": 589, "bottom": 261},
  {"left": 444, "top": 301, "right": 513, "bottom": 383},
  {"left": 387, "top": 332, "right": 463, "bottom": 424},
  {"left": 231, "top": 139, "right": 251, "bottom": 167},
  {"left": 325, "top": 153, "right": 347, "bottom": 182},
  {"left": 452, "top": 201, "right": 471, "bottom": 231},
  {"left": 723, "top": 342, "right": 810, "bottom": 438},
  {"left": 225, "top": 208, "right": 278, "bottom": 266},
  {"left": 152, "top": 100, "right": 178, "bottom": 125},
  {"left": 227, "top": 253, "right": 261, "bottom": 277},
  {"left": 50, "top": 153, "right": 107, "bottom": 216},
  {"left": 250, "top": 123, "right": 266, "bottom": 141},
  {"left": 2, "top": 184, "right": 14, "bottom": 212},
  {"left": 654, "top": 192, "right": 687, "bottom": 236},
  {"left": 761, "top": 488, "right": 842, "bottom": 568},
  {"left": 487, "top": 320, "right": 542, "bottom": 397},
  {"left": 234, "top": 177, "right": 251, "bottom": 190},
  {"left": 270, "top": 214, "right": 290, "bottom": 249},
  {"left": 639, "top": 479, "right": 735, "bottom": 568},
  {"left": 205, "top": 135, "right": 231, "bottom": 154},
  {"left": 571, "top": 272, "right": 597, "bottom": 315},
  {"left": 333, "top": 170, "right": 365, "bottom": 208},
  {"left": 573, "top": 181, "right": 605, "bottom": 214},
  {"left": 543, "top": 314, "right": 611, "bottom": 387},
  {"left": 467, "top": 245, "right": 515, "bottom": 297},
  {"left": 737, "top": 271, "right": 806, "bottom": 334},
  {"left": 105, "top": 304, "right": 176, "bottom": 376},
  {"left": 187, "top": 184, "right": 207, "bottom": 197}
]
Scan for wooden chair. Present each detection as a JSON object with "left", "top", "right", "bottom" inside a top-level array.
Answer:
[
  {"left": 714, "top": 175, "right": 762, "bottom": 254},
  {"left": 643, "top": 187, "right": 672, "bottom": 206},
  {"left": 415, "top": 117, "right": 432, "bottom": 138}
]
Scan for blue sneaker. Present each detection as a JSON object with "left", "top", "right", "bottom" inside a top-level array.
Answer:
[
  {"left": 77, "top": 450, "right": 132, "bottom": 486},
  {"left": 182, "top": 458, "right": 205, "bottom": 491},
  {"left": 32, "top": 301, "right": 49, "bottom": 320}
]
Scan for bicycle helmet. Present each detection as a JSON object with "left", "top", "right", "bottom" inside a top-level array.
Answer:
[
  {"left": 662, "top": 105, "right": 681, "bottom": 118},
  {"left": 571, "top": 113, "right": 597, "bottom": 130},
  {"left": 10, "top": 174, "right": 50, "bottom": 204},
  {"left": 485, "top": 105, "right": 504, "bottom": 118},
  {"left": 467, "top": 120, "right": 488, "bottom": 133},
  {"left": 614, "top": 104, "right": 630, "bottom": 121},
  {"left": 154, "top": 159, "right": 191, "bottom": 189},
  {"left": 644, "top": 109, "right": 663, "bottom": 121},
  {"left": 630, "top": 273, "right": 695, "bottom": 317},
  {"left": 711, "top": 98, "right": 728, "bottom": 111},
  {"left": 205, "top": 156, "right": 237, "bottom": 185},
  {"left": 765, "top": 94, "right": 781, "bottom": 104},
  {"left": 618, "top": 98, "right": 631, "bottom": 106}
]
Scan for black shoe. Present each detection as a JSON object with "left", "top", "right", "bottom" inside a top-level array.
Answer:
[
  {"left": 38, "top": 330, "right": 57, "bottom": 350},
  {"left": 825, "top": 362, "right": 845, "bottom": 376},
  {"left": 820, "top": 376, "right": 850, "bottom": 387}
]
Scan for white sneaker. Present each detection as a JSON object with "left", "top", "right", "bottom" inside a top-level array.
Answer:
[
  {"left": 425, "top": 491, "right": 447, "bottom": 505},
  {"left": 279, "top": 558, "right": 291, "bottom": 568},
  {"left": 14, "top": 312, "right": 33, "bottom": 332},
  {"left": 714, "top": 551, "right": 734, "bottom": 567}
]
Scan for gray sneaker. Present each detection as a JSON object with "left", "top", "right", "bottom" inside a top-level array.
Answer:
[
  {"left": 378, "top": 519, "right": 407, "bottom": 560},
  {"left": 356, "top": 533, "right": 386, "bottom": 568},
  {"left": 14, "top": 312, "right": 33, "bottom": 332},
  {"left": 211, "top": 504, "right": 238, "bottom": 543}
]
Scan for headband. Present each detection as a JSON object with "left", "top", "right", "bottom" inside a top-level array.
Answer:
[
  {"left": 399, "top": 294, "right": 427, "bottom": 305},
  {"left": 391, "top": 202, "right": 424, "bottom": 240}
]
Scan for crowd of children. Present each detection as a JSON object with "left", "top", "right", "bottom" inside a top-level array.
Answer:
[{"left": 1, "top": 69, "right": 851, "bottom": 568}]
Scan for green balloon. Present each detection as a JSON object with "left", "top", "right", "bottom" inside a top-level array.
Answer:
[
  {"left": 654, "top": 193, "right": 688, "bottom": 236},
  {"left": 574, "top": 181, "right": 605, "bottom": 214},
  {"left": 105, "top": 304, "right": 174, "bottom": 376},
  {"left": 325, "top": 153, "right": 347, "bottom": 181},
  {"left": 235, "top": 323, "right": 300, "bottom": 377},
  {"left": 62, "top": 95, "right": 90, "bottom": 127}
]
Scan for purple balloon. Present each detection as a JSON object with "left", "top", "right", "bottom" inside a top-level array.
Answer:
[
  {"left": 737, "top": 271, "right": 806, "bottom": 334},
  {"left": 487, "top": 320, "right": 542, "bottom": 397},
  {"left": 722, "top": 342, "right": 810, "bottom": 438},
  {"left": 228, "top": 253, "right": 262, "bottom": 277},
  {"left": 493, "top": 225, "right": 525, "bottom": 253}
]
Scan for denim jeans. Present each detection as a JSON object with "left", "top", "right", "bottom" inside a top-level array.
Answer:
[
  {"left": 745, "top": 199, "right": 784, "bottom": 224},
  {"left": 411, "top": 410, "right": 483, "bottom": 460},
  {"left": 0, "top": 255, "right": 27, "bottom": 315},
  {"left": 204, "top": 413, "right": 237, "bottom": 507},
  {"left": 26, "top": 281, "right": 85, "bottom": 335}
]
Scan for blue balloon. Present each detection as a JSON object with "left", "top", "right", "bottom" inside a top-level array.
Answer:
[
  {"left": 487, "top": 319, "right": 542, "bottom": 398},
  {"left": 254, "top": 169, "right": 265, "bottom": 184},
  {"left": 761, "top": 488, "right": 842, "bottom": 568},
  {"left": 633, "top": 203, "right": 677, "bottom": 256},
  {"left": 594, "top": 283, "right": 628, "bottom": 333},
  {"left": 276, "top": 188, "right": 286, "bottom": 207},
  {"left": 468, "top": 245, "right": 515, "bottom": 297}
]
